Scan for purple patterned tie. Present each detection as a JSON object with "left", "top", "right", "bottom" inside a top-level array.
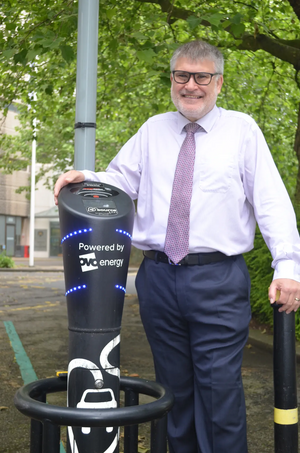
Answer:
[{"left": 164, "top": 122, "right": 200, "bottom": 264}]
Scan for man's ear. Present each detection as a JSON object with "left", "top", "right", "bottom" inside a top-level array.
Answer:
[{"left": 217, "top": 74, "right": 224, "bottom": 94}]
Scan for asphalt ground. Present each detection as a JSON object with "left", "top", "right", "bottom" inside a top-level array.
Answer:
[{"left": 0, "top": 265, "right": 300, "bottom": 452}]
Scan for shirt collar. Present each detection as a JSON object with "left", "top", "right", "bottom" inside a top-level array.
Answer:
[{"left": 176, "top": 105, "right": 220, "bottom": 134}]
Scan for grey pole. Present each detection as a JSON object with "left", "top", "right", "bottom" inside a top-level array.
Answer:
[{"left": 74, "top": 0, "right": 99, "bottom": 171}]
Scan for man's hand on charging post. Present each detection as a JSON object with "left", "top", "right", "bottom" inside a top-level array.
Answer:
[
  {"left": 269, "top": 278, "right": 300, "bottom": 313},
  {"left": 54, "top": 170, "right": 85, "bottom": 205}
]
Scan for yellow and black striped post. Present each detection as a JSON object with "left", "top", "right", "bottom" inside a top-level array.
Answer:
[{"left": 273, "top": 303, "right": 298, "bottom": 452}]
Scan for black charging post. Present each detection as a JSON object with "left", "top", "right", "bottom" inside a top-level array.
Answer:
[
  {"left": 273, "top": 304, "right": 298, "bottom": 453},
  {"left": 59, "top": 181, "right": 134, "bottom": 452}
]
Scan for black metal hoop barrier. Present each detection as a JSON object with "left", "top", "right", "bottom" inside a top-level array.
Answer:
[{"left": 14, "top": 375, "right": 174, "bottom": 453}]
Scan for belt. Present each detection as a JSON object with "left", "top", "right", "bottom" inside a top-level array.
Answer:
[{"left": 143, "top": 250, "right": 229, "bottom": 266}]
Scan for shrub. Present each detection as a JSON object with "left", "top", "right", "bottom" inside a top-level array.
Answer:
[
  {"left": 244, "top": 230, "right": 274, "bottom": 326},
  {"left": 0, "top": 252, "right": 15, "bottom": 268}
]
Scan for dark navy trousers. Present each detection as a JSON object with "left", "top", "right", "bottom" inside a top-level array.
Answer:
[{"left": 135, "top": 254, "right": 251, "bottom": 453}]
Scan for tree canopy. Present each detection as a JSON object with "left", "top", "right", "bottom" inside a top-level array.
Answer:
[
  {"left": 2, "top": 0, "right": 300, "bottom": 334},
  {"left": 0, "top": 0, "right": 300, "bottom": 200}
]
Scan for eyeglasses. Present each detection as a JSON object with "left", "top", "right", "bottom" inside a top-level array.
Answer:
[{"left": 172, "top": 71, "right": 221, "bottom": 86}]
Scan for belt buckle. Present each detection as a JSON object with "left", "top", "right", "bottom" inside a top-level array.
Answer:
[{"left": 168, "top": 258, "right": 181, "bottom": 266}]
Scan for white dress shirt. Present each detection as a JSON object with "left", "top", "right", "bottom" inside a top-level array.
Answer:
[{"left": 82, "top": 105, "right": 300, "bottom": 281}]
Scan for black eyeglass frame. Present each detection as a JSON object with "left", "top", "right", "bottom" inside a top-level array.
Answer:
[{"left": 172, "top": 71, "right": 222, "bottom": 86}]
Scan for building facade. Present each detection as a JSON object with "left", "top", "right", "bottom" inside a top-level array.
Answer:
[{"left": 0, "top": 105, "right": 61, "bottom": 257}]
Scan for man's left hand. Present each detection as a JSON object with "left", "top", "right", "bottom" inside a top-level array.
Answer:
[{"left": 269, "top": 278, "right": 300, "bottom": 313}]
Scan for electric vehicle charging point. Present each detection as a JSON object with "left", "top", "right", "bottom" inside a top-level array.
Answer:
[
  {"left": 14, "top": 181, "right": 174, "bottom": 453},
  {"left": 58, "top": 181, "right": 134, "bottom": 452}
]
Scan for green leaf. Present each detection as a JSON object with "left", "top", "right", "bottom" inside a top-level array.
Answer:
[
  {"left": 136, "top": 49, "right": 156, "bottom": 63},
  {"left": 230, "top": 23, "right": 245, "bottom": 37},
  {"left": 186, "top": 15, "right": 201, "bottom": 30},
  {"left": 109, "top": 39, "right": 118, "bottom": 52},
  {"left": 5, "top": 22, "right": 16, "bottom": 32},
  {"left": 2, "top": 48, "right": 16, "bottom": 59},
  {"left": 132, "top": 32, "right": 148, "bottom": 41},
  {"left": 231, "top": 13, "right": 244, "bottom": 25},
  {"left": 39, "top": 39, "right": 57, "bottom": 48},
  {"left": 14, "top": 48, "right": 28, "bottom": 65},
  {"left": 27, "top": 48, "right": 40, "bottom": 61},
  {"left": 60, "top": 45, "right": 75, "bottom": 63},
  {"left": 45, "top": 85, "right": 53, "bottom": 95},
  {"left": 106, "top": 9, "right": 116, "bottom": 20},
  {"left": 159, "top": 75, "right": 171, "bottom": 87},
  {"left": 201, "top": 13, "right": 224, "bottom": 27},
  {"left": 32, "top": 32, "right": 46, "bottom": 41},
  {"left": 147, "top": 70, "right": 160, "bottom": 77},
  {"left": 49, "top": 38, "right": 64, "bottom": 49}
]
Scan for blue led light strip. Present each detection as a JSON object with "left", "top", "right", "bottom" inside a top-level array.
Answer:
[
  {"left": 116, "top": 229, "right": 132, "bottom": 239},
  {"left": 65, "top": 285, "right": 87, "bottom": 296},
  {"left": 61, "top": 228, "right": 93, "bottom": 244},
  {"left": 115, "top": 285, "right": 126, "bottom": 293}
]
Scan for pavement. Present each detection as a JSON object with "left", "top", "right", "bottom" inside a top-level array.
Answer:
[
  {"left": 2, "top": 256, "right": 300, "bottom": 360},
  {"left": 1, "top": 261, "right": 300, "bottom": 452}
]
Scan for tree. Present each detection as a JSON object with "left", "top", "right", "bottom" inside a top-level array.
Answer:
[
  {"left": 145, "top": 0, "right": 300, "bottom": 199},
  {"left": 0, "top": 0, "right": 300, "bottom": 201}
]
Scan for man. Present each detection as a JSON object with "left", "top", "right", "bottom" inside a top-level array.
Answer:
[{"left": 54, "top": 40, "right": 300, "bottom": 453}]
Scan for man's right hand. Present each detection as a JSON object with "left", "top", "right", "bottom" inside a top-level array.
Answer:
[{"left": 54, "top": 170, "right": 85, "bottom": 205}]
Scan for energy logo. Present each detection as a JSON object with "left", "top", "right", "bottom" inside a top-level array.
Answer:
[{"left": 79, "top": 252, "right": 99, "bottom": 272}]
